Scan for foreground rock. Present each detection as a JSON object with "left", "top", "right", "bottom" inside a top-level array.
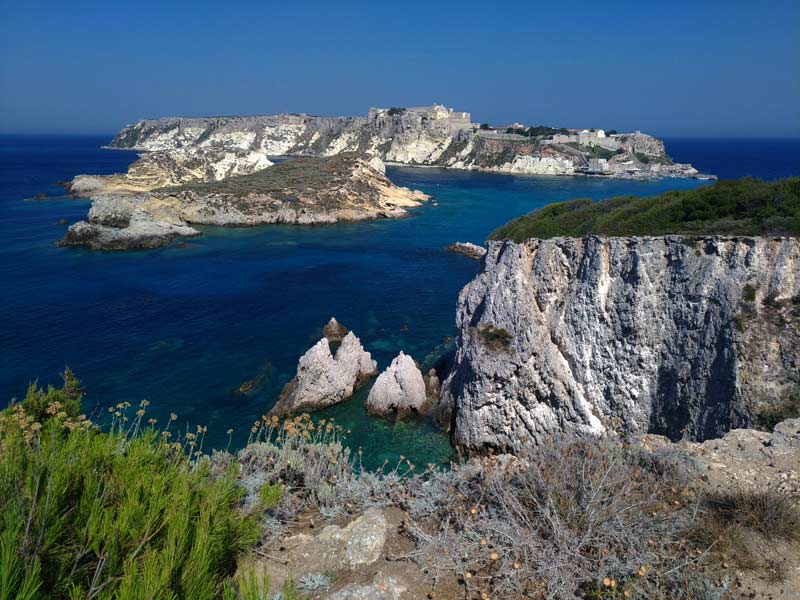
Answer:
[
  {"left": 366, "top": 352, "right": 427, "bottom": 417},
  {"left": 269, "top": 332, "right": 377, "bottom": 417},
  {"left": 441, "top": 236, "right": 800, "bottom": 451},
  {"left": 640, "top": 418, "right": 800, "bottom": 496},
  {"left": 447, "top": 242, "right": 486, "bottom": 260},
  {"left": 63, "top": 154, "right": 428, "bottom": 250}
]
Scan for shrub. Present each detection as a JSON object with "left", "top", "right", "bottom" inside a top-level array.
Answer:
[
  {"left": 401, "top": 438, "right": 714, "bottom": 598},
  {"left": 490, "top": 177, "right": 800, "bottom": 241},
  {"left": 469, "top": 324, "right": 513, "bottom": 352},
  {"left": 755, "top": 389, "right": 800, "bottom": 431},
  {"left": 0, "top": 373, "right": 260, "bottom": 599}
]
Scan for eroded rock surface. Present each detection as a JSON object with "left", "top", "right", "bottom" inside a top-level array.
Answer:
[
  {"left": 366, "top": 352, "right": 427, "bottom": 417},
  {"left": 270, "top": 332, "right": 377, "bottom": 417},
  {"left": 441, "top": 236, "right": 800, "bottom": 451}
]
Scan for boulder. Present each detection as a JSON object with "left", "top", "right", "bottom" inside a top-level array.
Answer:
[
  {"left": 269, "top": 332, "right": 377, "bottom": 417},
  {"left": 323, "top": 317, "right": 350, "bottom": 342},
  {"left": 366, "top": 352, "right": 426, "bottom": 417}
]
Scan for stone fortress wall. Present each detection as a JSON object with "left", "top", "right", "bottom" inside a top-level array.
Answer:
[{"left": 368, "top": 104, "right": 472, "bottom": 135}]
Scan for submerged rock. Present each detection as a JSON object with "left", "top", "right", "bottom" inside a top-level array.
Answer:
[
  {"left": 366, "top": 352, "right": 427, "bottom": 417},
  {"left": 269, "top": 332, "right": 377, "bottom": 417},
  {"left": 323, "top": 317, "right": 350, "bottom": 342},
  {"left": 441, "top": 236, "right": 800, "bottom": 452},
  {"left": 447, "top": 241, "right": 487, "bottom": 260}
]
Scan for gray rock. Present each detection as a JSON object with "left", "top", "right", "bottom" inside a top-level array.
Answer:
[
  {"left": 447, "top": 241, "right": 487, "bottom": 260},
  {"left": 328, "top": 573, "right": 406, "bottom": 600},
  {"left": 283, "top": 508, "right": 387, "bottom": 572},
  {"left": 441, "top": 236, "right": 800, "bottom": 452},
  {"left": 269, "top": 332, "right": 377, "bottom": 417},
  {"left": 323, "top": 317, "right": 350, "bottom": 342},
  {"left": 366, "top": 352, "right": 427, "bottom": 417}
]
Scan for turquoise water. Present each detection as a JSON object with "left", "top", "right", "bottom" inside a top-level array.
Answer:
[{"left": 3, "top": 135, "right": 795, "bottom": 468}]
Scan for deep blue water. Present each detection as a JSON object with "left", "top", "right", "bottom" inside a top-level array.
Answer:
[{"left": 1, "top": 135, "right": 796, "bottom": 467}]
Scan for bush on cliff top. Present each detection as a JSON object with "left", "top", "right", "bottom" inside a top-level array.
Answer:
[
  {"left": 490, "top": 176, "right": 800, "bottom": 242},
  {"left": 0, "top": 374, "right": 260, "bottom": 599}
]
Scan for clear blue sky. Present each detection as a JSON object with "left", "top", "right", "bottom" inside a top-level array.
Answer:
[{"left": 1, "top": 0, "right": 798, "bottom": 136}]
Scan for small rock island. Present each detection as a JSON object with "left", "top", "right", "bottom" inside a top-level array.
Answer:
[{"left": 61, "top": 153, "right": 428, "bottom": 250}]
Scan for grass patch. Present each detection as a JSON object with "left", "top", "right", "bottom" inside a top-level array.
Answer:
[
  {"left": 470, "top": 324, "right": 513, "bottom": 351},
  {"left": 490, "top": 177, "right": 800, "bottom": 241},
  {"left": 691, "top": 489, "right": 800, "bottom": 579},
  {"left": 155, "top": 152, "right": 374, "bottom": 205}
]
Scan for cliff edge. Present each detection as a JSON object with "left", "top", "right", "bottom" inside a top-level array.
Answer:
[{"left": 441, "top": 235, "right": 800, "bottom": 451}]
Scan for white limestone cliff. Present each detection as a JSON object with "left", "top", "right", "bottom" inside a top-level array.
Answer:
[{"left": 440, "top": 236, "right": 800, "bottom": 452}]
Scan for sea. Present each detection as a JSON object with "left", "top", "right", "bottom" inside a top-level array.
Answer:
[{"left": 1, "top": 136, "right": 797, "bottom": 468}]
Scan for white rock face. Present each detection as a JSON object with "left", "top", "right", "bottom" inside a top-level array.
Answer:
[
  {"left": 441, "top": 237, "right": 800, "bottom": 452},
  {"left": 269, "top": 332, "right": 377, "bottom": 417},
  {"left": 107, "top": 110, "right": 708, "bottom": 180},
  {"left": 366, "top": 352, "right": 427, "bottom": 416},
  {"left": 505, "top": 155, "right": 575, "bottom": 175}
]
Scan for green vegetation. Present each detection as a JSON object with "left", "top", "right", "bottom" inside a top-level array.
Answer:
[
  {"left": 634, "top": 152, "right": 651, "bottom": 164},
  {"left": 0, "top": 373, "right": 259, "bottom": 599},
  {"left": 505, "top": 125, "right": 570, "bottom": 138},
  {"left": 490, "top": 177, "right": 800, "bottom": 242},
  {"left": 479, "top": 123, "right": 491, "bottom": 130},
  {"left": 156, "top": 153, "right": 371, "bottom": 205},
  {"left": 756, "top": 389, "right": 800, "bottom": 431},
  {"left": 386, "top": 107, "right": 406, "bottom": 116},
  {"left": 470, "top": 324, "right": 513, "bottom": 351},
  {"left": 3, "top": 372, "right": 798, "bottom": 597}
]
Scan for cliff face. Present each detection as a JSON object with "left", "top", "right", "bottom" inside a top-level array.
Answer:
[
  {"left": 108, "top": 107, "right": 704, "bottom": 179},
  {"left": 440, "top": 236, "right": 800, "bottom": 452}
]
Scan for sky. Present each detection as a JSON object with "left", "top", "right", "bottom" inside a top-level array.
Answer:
[{"left": 0, "top": 0, "right": 798, "bottom": 137}]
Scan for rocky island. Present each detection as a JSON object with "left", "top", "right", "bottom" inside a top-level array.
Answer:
[
  {"left": 106, "top": 104, "right": 710, "bottom": 179},
  {"left": 61, "top": 153, "right": 428, "bottom": 249}
]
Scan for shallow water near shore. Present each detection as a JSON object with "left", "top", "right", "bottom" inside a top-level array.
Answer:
[{"left": 1, "top": 135, "right": 797, "bottom": 469}]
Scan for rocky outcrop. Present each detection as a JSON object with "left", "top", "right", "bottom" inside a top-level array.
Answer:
[
  {"left": 323, "top": 317, "right": 350, "bottom": 342},
  {"left": 366, "top": 352, "right": 427, "bottom": 417},
  {"left": 447, "top": 242, "right": 486, "bottom": 260},
  {"left": 59, "top": 194, "right": 201, "bottom": 250},
  {"left": 269, "top": 332, "right": 377, "bottom": 417},
  {"left": 441, "top": 236, "right": 800, "bottom": 452},
  {"left": 62, "top": 154, "right": 428, "bottom": 250},
  {"left": 108, "top": 105, "right": 707, "bottom": 180},
  {"left": 70, "top": 146, "right": 273, "bottom": 195},
  {"left": 639, "top": 418, "right": 800, "bottom": 496}
]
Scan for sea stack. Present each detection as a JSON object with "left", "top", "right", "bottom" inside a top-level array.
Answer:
[
  {"left": 269, "top": 332, "right": 377, "bottom": 417},
  {"left": 366, "top": 352, "right": 427, "bottom": 417}
]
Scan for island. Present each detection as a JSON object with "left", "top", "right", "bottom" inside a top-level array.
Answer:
[
  {"left": 61, "top": 153, "right": 428, "bottom": 250},
  {"left": 106, "top": 104, "right": 711, "bottom": 179}
]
